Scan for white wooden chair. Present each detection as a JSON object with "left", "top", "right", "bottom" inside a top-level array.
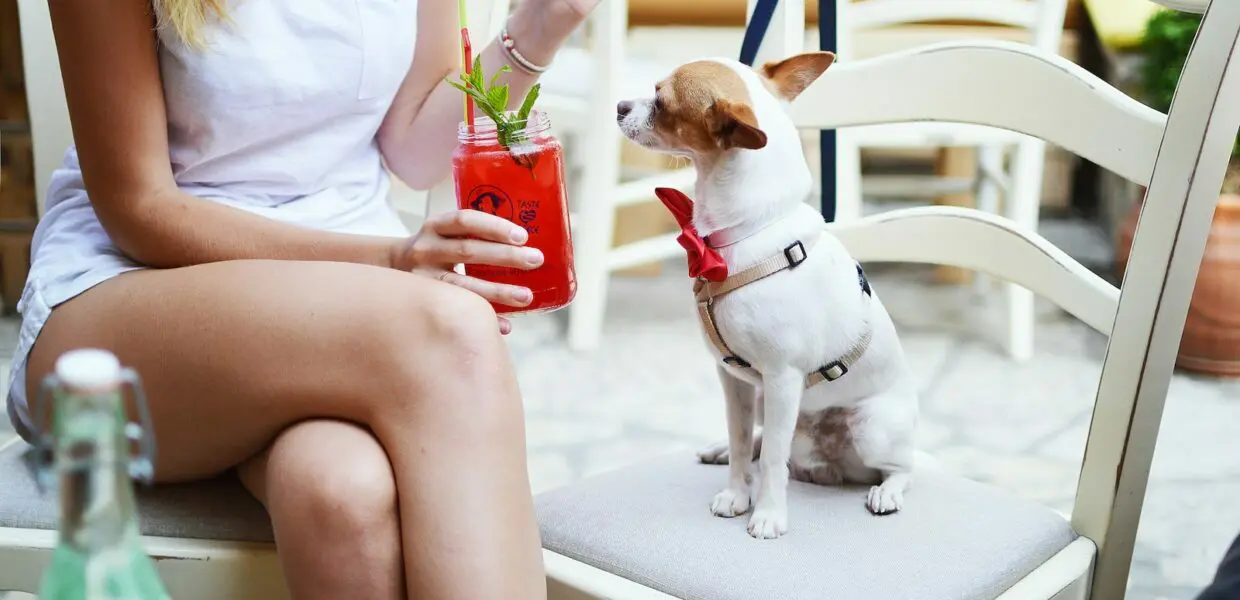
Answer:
[
  {"left": 536, "top": 0, "right": 1233, "bottom": 599},
  {"left": 541, "top": 1, "right": 699, "bottom": 352},
  {"left": 834, "top": 0, "right": 1071, "bottom": 364}
]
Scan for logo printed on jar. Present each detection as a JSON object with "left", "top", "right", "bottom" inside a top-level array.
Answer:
[
  {"left": 517, "top": 199, "right": 541, "bottom": 234},
  {"left": 467, "top": 185, "right": 514, "bottom": 221}
]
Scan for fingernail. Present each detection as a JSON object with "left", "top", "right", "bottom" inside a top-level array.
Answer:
[
  {"left": 510, "top": 228, "right": 528, "bottom": 244},
  {"left": 523, "top": 248, "right": 544, "bottom": 266},
  {"left": 515, "top": 289, "right": 533, "bottom": 304}
]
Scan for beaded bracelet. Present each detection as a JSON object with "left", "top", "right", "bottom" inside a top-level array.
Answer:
[{"left": 500, "top": 25, "right": 550, "bottom": 74}]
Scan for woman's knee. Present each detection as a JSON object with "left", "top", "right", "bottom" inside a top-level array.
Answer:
[
  {"left": 417, "top": 281, "right": 504, "bottom": 355},
  {"left": 374, "top": 280, "right": 510, "bottom": 379},
  {"left": 264, "top": 424, "right": 399, "bottom": 547}
]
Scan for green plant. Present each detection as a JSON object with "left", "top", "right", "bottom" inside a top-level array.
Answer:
[
  {"left": 1139, "top": 9, "right": 1240, "bottom": 192},
  {"left": 447, "top": 56, "right": 541, "bottom": 150},
  {"left": 1138, "top": 10, "right": 1201, "bottom": 114}
]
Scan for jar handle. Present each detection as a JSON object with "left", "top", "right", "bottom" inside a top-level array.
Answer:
[
  {"left": 23, "top": 374, "right": 61, "bottom": 492},
  {"left": 120, "top": 368, "right": 158, "bottom": 485}
]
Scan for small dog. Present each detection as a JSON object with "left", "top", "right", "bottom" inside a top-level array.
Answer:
[{"left": 616, "top": 53, "right": 919, "bottom": 539}]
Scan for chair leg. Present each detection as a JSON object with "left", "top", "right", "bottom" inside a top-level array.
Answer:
[
  {"left": 566, "top": 181, "right": 616, "bottom": 351},
  {"left": 834, "top": 133, "right": 864, "bottom": 222},
  {"left": 565, "top": 0, "right": 624, "bottom": 352},
  {"left": 973, "top": 144, "right": 1005, "bottom": 297},
  {"left": 565, "top": 122, "right": 622, "bottom": 352},
  {"left": 1002, "top": 138, "right": 1047, "bottom": 363}
]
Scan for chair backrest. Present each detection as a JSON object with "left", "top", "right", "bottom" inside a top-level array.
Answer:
[
  {"left": 15, "top": 0, "right": 67, "bottom": 217},
  {"left": 838, "top": 0, "right": 1071, "bottom": 59},
  {"left": 793, "top": 0, "right": 1232, "bottom": 596}
]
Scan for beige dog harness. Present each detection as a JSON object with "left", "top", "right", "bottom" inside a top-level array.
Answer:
[{"left": 693, "top": 232, "right": 875, "bottom": 389}]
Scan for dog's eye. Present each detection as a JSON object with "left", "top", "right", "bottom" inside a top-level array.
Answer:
[{"left": 652, "top": 98, "right": 664, "bottom": 113}]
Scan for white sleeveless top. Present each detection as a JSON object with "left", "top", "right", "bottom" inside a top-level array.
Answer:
[{"left": 6, "top": 0, "right": 419, "bottom": 437}]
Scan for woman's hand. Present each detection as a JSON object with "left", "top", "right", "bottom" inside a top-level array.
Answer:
[{"left": 392, "top": 210, "right": 543, "bottom": 334}]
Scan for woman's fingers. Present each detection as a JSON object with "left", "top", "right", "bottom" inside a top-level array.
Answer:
[
  {"left": 498, "top": 316, "right": 513, "bottom": 335},
  {"left": 425, "top": 237, "right": 544, "bottom": 270},
  {"left": 429, "top": 210, "right": 528, "bottom": 245},
  {"left": 440, "top": 271, "right": 533, "bottom": 308},
  {"left": 417, "top": 210, "right": 543, "bottom": 269}
]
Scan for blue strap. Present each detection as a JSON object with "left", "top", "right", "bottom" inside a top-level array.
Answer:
[
  {"left": 738, "top": 0, "right": 839, "bottom": 222},
  {"left": 738, "top": 0, "right": 779, "bottom": 67},
  {"left": 818, "top": 0, "right": 838, "bottom": 222}
]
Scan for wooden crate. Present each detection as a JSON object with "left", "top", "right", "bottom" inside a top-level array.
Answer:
[
  {"left": 0, "top": 0, "right": 26, "bottom": 127},
  {"left": 0, "top": 0, "right": 37, "bottom": 314}
]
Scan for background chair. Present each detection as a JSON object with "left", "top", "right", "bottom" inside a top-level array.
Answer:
[
  {"left": 535, "top": 0, "right": 1232, "bottom": 598},
  {"left": 537, "top": 0, "right": 699, "bottom": 352}
]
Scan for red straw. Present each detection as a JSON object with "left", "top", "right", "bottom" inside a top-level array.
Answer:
[{"left": 461, "top": 28, "right": 476, "bottom": 133}]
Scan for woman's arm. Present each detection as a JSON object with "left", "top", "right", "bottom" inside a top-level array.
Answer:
[
  {"left": 378, "top": 0, "right": 595, "bottom": 189},
  {"left": 49, "top": 0, "right": 399, "bottom": 270}
]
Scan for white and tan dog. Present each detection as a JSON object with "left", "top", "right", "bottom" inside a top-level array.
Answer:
[{"left": 616, "top": 53, "right": 919, "bottom": 539}]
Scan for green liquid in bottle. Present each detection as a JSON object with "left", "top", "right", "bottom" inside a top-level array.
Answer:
[{"left": 33, "top": 349, "right": 171, "bottom": 600}]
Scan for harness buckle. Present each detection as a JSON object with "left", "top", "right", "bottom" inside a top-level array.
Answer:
[
  {"left": 784, "top": 240, "right": 808, "bottom": 268},
  {"left": 818, "top": 360, "right": 849, "bottom": 382},
  {"left": 723, "top": 356, "right": 752, "bottom": 369}
]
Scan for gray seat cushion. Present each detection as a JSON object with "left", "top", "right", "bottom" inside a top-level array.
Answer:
[
  {"left": 536, "top": 456, "right": 1079, "bottom": 600},
  {"left": 0, "top": 440, "right": 273, "bottom": 543}
]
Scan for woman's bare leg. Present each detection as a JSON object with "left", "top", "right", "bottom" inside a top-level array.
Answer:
[
  {"left": 26, "top": 259, "right": 545, "bottom": 600},
  {"left": 236, "top": 419, "right": 403, "bottom": 600}
]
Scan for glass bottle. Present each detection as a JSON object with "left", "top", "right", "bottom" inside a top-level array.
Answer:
[
  {"left": 452, "top": 110, "right": 577, "bottom": 314},
  {"left": 28, "top": 348, "right": 169, "bottom": 600}
]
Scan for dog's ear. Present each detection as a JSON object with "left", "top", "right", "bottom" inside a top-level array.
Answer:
[
  {"left": 761, "top": 51, "right": 835, "bottom": 101},
  {"left": 711, "top": 99, "right": 767, "bottom": 150}
]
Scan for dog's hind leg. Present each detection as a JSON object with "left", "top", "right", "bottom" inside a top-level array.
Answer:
[
  {"left": 698, "top": 378, "right": 762, "bottom": 465},
  {"left": 747, "top": 368, "right": 802, "bottom": 539},
  {"left": 853, "top": 393, "right": 917, "bottom": 516},
  {"left": 697, "top": 432, "right": 763, "bottom": 464}
]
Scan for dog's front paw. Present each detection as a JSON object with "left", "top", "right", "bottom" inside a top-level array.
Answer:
[
  {"left": 866, "top": 484, "right": 904, "bottom": 515},
  {"left": 746, "top": 508, "right": 788, "bottom": 539},
  {"left": 697, "top": 442, "right": 731, "bottom": 465},
  {"left": 710, "top": 487, "right": 751, "bottom": 517}
]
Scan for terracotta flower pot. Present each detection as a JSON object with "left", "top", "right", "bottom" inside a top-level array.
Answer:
[{"left": 1115, "top": 183, "right": 1240, "bottom": 376}]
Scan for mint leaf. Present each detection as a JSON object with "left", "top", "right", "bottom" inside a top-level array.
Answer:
[
  {"left": 517, "top": 83, "right": 540, "bottom": 123},
  {"left": 490, "top": 64, "right": 511, "bottom": 89},
  {"left": 488, "top": 84, "right": 510, "bottom": 113}
]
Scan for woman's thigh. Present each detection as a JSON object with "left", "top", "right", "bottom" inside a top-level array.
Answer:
[{"left": 26, "top": 258, "right": 494, "bottom": 482}]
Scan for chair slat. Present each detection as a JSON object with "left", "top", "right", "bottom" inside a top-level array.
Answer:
[
  {"left": 827, "top": 206, "right": 1120, "bottom": 334},
  {"left": 792, "top": 40, "right": 1167, "bottom": 186}
]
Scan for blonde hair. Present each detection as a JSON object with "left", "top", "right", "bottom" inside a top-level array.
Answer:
[{"left": 151, "top": 0, "right": 229, "bottom": 48}]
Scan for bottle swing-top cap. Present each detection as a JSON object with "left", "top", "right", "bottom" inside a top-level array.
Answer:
[
  {"left": 54, "top": 348, "right": 122, "bottom": 391},
  {"left": 27, "top": 348, "right": 159, "bottom": 489}
]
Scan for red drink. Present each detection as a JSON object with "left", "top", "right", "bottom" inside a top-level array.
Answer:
[{"left": 452, "top": 111, "right": 576, "bottom": 314}]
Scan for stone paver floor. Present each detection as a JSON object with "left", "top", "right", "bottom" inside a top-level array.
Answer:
[{"left": 2, "top": 263, "right": 1238, "bottom": 599}]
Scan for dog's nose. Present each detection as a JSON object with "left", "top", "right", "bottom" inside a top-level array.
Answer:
[{"left": 616, "top": 100, "right": 633, "bottom": 122}]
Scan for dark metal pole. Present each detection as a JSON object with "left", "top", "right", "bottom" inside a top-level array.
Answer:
[{"left": 819, "top": 0, "right": 839, "bottom": 222}]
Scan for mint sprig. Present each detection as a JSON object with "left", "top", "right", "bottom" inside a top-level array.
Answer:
[{"left": 447, "top": 56, "right": 541, "bottom": 150}]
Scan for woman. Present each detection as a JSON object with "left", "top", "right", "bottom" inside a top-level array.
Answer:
[{"left": 9, "top": 0, "right": 597, "bottom": 598}]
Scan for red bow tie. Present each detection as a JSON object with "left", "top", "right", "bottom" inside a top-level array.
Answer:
[{"left": 654, "top": 187, "right": 729, "bottom": 282}]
